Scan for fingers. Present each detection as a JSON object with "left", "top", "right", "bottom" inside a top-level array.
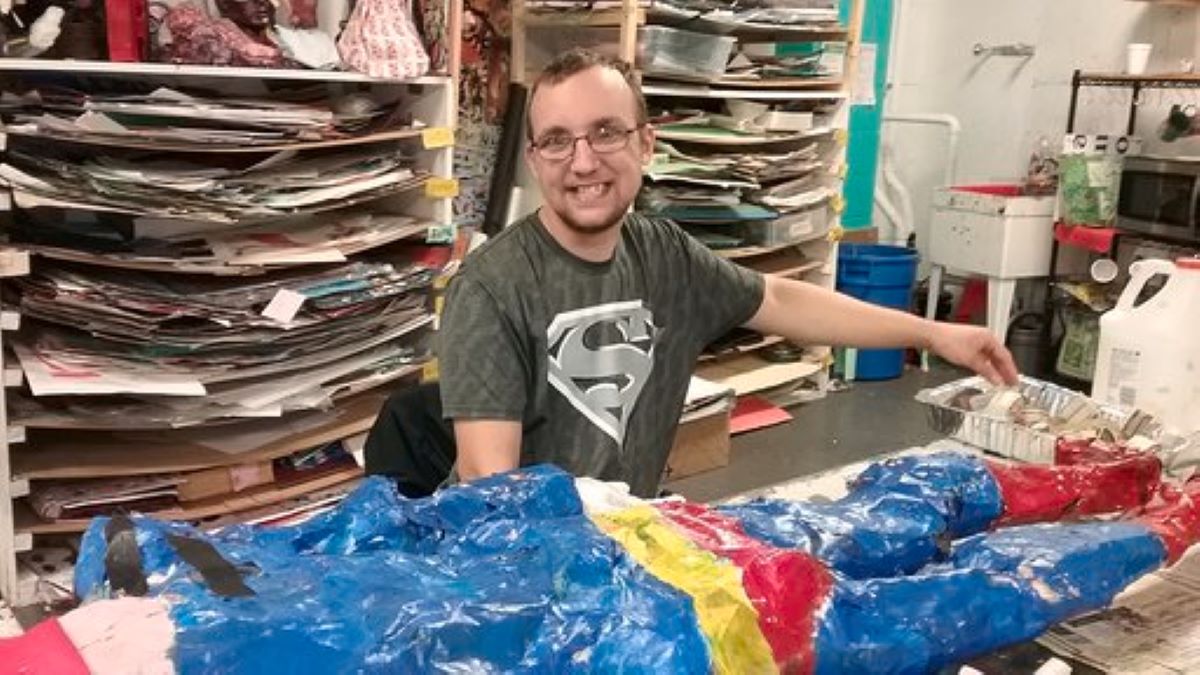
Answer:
[
  {"left": 985, "top": 339, "right": 1021, "bottom": 386},
  {"left": 974, "top": 353, "right": 1005, "bottom": 387}
]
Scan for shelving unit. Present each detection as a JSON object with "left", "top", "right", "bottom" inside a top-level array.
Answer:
[
  {"left": 511, "top": 0, "right": 863, "bottom": 402},
  {"left": 0, "top": 1, "right": 462, "bottom": 605},
  {"left": 1041, "top": 70, "right": 1200, "bottom": 384}
]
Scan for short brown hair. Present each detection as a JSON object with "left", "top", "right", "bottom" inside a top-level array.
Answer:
[{"left": 525, "top": 48, "right": 649, "bottom": 140}]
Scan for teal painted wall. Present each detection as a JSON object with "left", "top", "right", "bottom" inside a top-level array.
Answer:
[{"left": 841, "top": 0, "right": 893, "bottom": 229}]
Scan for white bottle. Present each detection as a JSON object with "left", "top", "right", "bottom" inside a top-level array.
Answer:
[{"left": 1092, "top": 258, "right": 1200, "bottom": 434}]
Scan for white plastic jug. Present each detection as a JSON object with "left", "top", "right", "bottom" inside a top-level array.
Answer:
[{"left": 1092, "top": 258, "right": 1200, "bottom": 433}]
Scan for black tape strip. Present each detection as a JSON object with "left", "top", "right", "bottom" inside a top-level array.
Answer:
[
  {"left": 166, "top": 533, "right": 255, "bottom": 598},
  {"left": 104, "top": 515, "right": 148, "bottom": 597}
]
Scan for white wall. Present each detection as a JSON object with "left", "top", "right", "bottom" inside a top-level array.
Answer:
[{"left": 880, "top": 0, "right": 1200, "bottom": 251}]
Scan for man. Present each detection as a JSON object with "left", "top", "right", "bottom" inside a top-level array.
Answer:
[{"left": 370, "top": 48, "right": 1018, "bottom": 499}]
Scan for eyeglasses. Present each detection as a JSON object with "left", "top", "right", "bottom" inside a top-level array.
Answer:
[{"left": 530, "top": 123, "right": 643, "bottom": 161}]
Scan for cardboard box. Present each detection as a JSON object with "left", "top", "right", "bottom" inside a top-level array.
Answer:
[
  {"left": 662, "top": 408, "right": 731, "bottom": 482},
  {"left": 178, "top": 461, "right": 275, "bottom": 503}
]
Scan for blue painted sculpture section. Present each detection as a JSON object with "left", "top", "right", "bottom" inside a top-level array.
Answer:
[
  {"left": 719, "top": 453, "right": 1005, "bottom": 578},
  {"left": 812, "top": 522, "right": 1166, "bottom": 675},
  {"left": 72, "top": 457, "right": 1172, "bottom": 674},
  {"left": 75, "top": 466, "right": 712, "bottom": 675}
]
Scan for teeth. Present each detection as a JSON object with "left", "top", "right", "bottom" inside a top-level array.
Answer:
[{"left": 575, "top": 184, "right": 606, "bottom": 199}]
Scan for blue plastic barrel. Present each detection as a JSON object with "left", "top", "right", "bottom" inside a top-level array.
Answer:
[{"left": 836, "top": 244, "right": 919, "bottom": 380}]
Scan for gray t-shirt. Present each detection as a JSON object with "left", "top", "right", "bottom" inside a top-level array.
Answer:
[{"left": 439, "top": 211, "right": 764, "bottom": 497}]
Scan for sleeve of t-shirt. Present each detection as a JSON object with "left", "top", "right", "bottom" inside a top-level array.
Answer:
[
  {"left": 438, "top": 274, "right": 528, "bottom": 421},
  {"left": 666, "top": 219, "right": 766, "bottom": 347}
]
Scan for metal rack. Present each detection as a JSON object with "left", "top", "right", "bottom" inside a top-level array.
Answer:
[{"left": 1041, "top": 70, "right": 1200, "bottom": 383}]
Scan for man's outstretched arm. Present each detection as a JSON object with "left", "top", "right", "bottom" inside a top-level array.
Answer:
[{"left": 745, "top": 276, "right": 1019, "bottom": 386}]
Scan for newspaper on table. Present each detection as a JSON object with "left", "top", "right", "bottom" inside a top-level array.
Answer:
[{"left": 1037, "top": 549, "right": 1200, "bottom": 674}]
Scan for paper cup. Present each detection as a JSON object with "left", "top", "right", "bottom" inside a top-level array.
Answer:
[
  {"left": 1091, "top": 258, "right": 1119, "bottom": 284},
  {"left": 1127, "top": 43, "right": 1152, "bottom": 75}
]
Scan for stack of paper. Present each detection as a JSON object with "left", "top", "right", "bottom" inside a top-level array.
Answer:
[
  {"left": 25, "top": 435, "right": 364, "bottom": 524},
  {"left": 681, "top": 375, "right": 735, "bottom": 423},
  {"left": 642, "top": 121, "right": 833, "bottom": 249},
  {"left": 10, "top": 209, "right": 433, "bottom": 275},
  {"left": 523, "top": 0, "right": 840, "bottom": 31},
  {"left": 0, "top": 87, "right": 416, "bottom": 149},
  {"left": 0, "top": 146, "right": 424, "bottom": 223},
  {"left": 11, "top": 258, "right": 434, "bottom": 426}
]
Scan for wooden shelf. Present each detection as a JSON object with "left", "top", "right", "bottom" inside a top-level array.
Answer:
[
  {"left": 1, "top": 126, "right": 433, "bottom": 155},
  {"left": 14, "top": 466, "right": 363, "bottom": 535},
  {"left": 695, "top": 352, "right": 823, "bottom": 397},
  {"left": 12, "top": 391, "right": 387, "bottom": 480},
  {"left": 1076, "top": 72, "right": 1200, "bottom": 88},
  {"left": 521, "top": 6, "right": 848, "bottom": 42},
  {"left": 707, "top": 77, "right": 844, "bottom": 90},
  {"left": 523, "top": 7, "right": 647, "bottom": 26},
  {"left": 717, "top": 232, "right": 832, "bottom": 260},
  {"left": 699, "top": 334, "right": 785, "bottom": 362},
  {"left": 0, "top": 58, "right": 453, "bottom": 85},
  {"left": 643, "top": 82, "right": 849, "bottom": 100}
]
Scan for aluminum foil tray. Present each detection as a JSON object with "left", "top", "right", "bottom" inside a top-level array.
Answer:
[{"left": 915, "top": 375, "right": 1146, "bottom": 464}]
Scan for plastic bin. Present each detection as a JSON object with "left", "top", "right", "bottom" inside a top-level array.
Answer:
[
  {"left": 738, "top": 201, "right": 829, "bottom": 246},
  {"left": 533, "top": 26, "right": 734, "bottom": 79},
  {"left": 640, "top": 26, "right": 734, "bottom": 78},
  {"left": 836, "top": 244, "right": 919, "bottom": 380}
]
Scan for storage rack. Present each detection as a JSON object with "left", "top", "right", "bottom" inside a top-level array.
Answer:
[
  {"left": 0, "top": 1, "right": 462, "bottom": 605},
  {"left": 511, "top": 0, "right": 864, "bottom": 402},
  {"left": 1042, "top": 70, "right": 1200, "bottom": 383}
]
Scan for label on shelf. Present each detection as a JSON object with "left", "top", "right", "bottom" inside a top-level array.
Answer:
[
  {"left": 836, "top": 163, "right": 849, "bottom": 179},
  {"left": 261, "top": 289, "right": 307, "bottom": 324},
  {"left": 424, "top": 177, "right": 460, "bottom": 199},
  {"left": 425, "top": 223, "right": 457, "bottom": 244},
  {"left": 421, "top": 127, "right": 455, "bottom": 149},
  {"left": 834, "top": 129, "right": 849, "bottom": 146},
  {"left": 826, "top": 224, "right": 845, "bottom": 242},
  {"left": 830, "top": 195, "right": 846, "bottom": 214}
]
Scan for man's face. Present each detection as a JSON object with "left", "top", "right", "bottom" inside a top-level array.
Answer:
[{"left": 525, "top": 66, "right": 654, "bottom": 236}]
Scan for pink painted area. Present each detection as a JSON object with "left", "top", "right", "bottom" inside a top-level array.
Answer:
[
  {"left": 656, "top": 501, "right": 833, "bottom": 674},
  {"left": 0, "top": 618, "right": 90, "bottom": 675}
]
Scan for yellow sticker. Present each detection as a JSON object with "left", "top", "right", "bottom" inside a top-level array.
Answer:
[
  {"left": 831, "top": 194, "right": 846, "bottom": 214},
  {"left": 421, "top": 358, "right": 440, "bottom": 383},
  {"left": 421, "top": 126, "right": 455, "bottom": 149},
  {"left": 826, "top": 224, "right": 845, "bottom": 242},
  {"left": 424, "top": 177, "right": 460, "bottom": 199},
  {"left": 834, "top": 128, "right": 849, "bottom": 146},
  {"left": 837, "top": 163, "right": 849, "bottom": 179}
]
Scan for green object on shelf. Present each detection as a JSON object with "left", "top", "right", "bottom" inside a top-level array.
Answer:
[
  {"left": 1056, "top": 308, "right": 1100, "bottom": 381},
  {"left": 1059, "top": 152, "right": 1121, "bottom": 227}
]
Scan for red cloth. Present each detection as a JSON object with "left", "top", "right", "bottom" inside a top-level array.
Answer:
[
  {"left": 0, "top": 618, "right": 90, "bottom": 675},
  {"left": 988, "top": 455, "right": 1162, "bottom": 525},
  {"left": 1054, "top": 222, "right": 1118, "bottom": 254},
  {"left": 656, "top": 501, "right": 833, "bottom": 674},
  {"left": 1137, "top": 479, "right": 1200, "bottom": 564},
  {"left": 166, "top": 4, "right": 284, "bottom": 68}
]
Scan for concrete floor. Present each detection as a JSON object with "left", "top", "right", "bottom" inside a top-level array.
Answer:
[{"left": 666, "top": 360, "right": 964, "bottom": 502}]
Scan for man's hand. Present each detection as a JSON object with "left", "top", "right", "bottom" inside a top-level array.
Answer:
[{"left": 927, "top": 322, "right": 1020, "bottom": 386}]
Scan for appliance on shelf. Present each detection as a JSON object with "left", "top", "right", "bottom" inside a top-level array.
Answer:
[{"left": 1118, "top": 155, "right": 1200, "bottom": 244}]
